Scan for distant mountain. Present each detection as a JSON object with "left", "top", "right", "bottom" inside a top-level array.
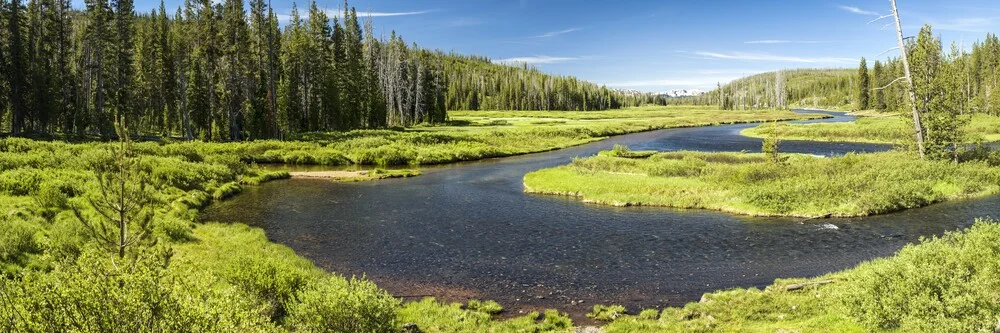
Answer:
[{"left": 658, "top": 89, "right": 707, "bottom": 98}]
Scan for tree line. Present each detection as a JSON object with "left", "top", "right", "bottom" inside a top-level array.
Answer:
[
  {"left": 673, "top": 68, "right": 855, "bottom": 110},
  {"left": 0, "top": 0, "right": 665, "bottom": 141},
  {"left": 441, "top": 55, "right": 667, "bottom": 111}
]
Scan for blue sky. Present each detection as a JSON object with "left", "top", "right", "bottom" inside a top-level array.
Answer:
[{"left": 83, "top": 0, "right": 1000, "bottom": 92}]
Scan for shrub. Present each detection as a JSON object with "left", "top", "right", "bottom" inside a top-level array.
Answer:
[
  {"left": 225, "top": 255, "right": 315, "bottom": 321},
  {"left": 3, "top": 248, "right": 274, "bottom": 332},
  {"left": 466, "top": 299, "right": 504, "bottom": 315},
  {"left": 285, "top": 276, "right": 400, "bottom": 333},
  {"left": 839, "top": 220, "right": 1000, "bottom": 332},
  {"left": 587, "top": 304, "right": 627, "bottom": 321}
]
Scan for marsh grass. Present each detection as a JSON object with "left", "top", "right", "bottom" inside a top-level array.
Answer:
[
  {"left": 0, "top": 136, "right": 585, "bottom": 332},
  {"left": 602, "top": 219, "right": 1000, "bottom": 333},
  {"left": 224, "top": 106, "right": 824, "bottom": 167},
  {"left": 525, "top": 150, "right": 1000, "bottom": 217},
  {"left": 743, "top": 114, "right": 1000, "bottom": 144}
]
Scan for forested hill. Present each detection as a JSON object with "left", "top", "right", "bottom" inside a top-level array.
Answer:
[
  {"left": 677, "top": 69, "right": 855, "bottom": 110},
  {"left": 0, "top": 0, "right": 660, "bottom": 143},
  {"left": 441, "top": 55, "right": 666, "bottom": 111}
]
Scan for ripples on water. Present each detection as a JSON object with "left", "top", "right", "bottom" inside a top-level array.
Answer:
[{"left": 202, "top": 111, "right": 999, "bottom": 319}]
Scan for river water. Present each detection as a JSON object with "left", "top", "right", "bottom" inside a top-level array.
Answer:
[{"left": 201, "top": 110, "right": 999, "bottom": 319}]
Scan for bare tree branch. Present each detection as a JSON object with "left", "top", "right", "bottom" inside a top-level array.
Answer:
[{"left": 875, "top": 76, "right": 908, "bottom": 90}]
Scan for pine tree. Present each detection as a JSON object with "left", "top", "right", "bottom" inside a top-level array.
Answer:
[
  {"left": 7, "top": 0, "right": 27, "bottom": 135},
  {"left": 856, "top": 57, "right": 870, "bottom": 111}
]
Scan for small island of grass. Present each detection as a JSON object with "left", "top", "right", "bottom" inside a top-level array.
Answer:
[
  {"left": 523, "top": 146, "right": 1000, "bottom": 218},
  {"left": 741, "top": 113, "right": 1000, "bottom": 144},
  {"left": 289, "top": 169, "right": 421, "bottom": 182}
]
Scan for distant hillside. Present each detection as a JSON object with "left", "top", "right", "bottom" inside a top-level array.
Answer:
[
  {"left": 441, "top": 55, "right": 667, "bottom": 111},
  {"left": 675, "top": 68, "right": 856, "bottom": 110},
  {"left": 659, "top": 89, "right": 707, "bottom": 98}
]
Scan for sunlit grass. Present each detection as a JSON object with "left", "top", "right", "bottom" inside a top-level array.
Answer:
[
  {"left": 524, "top": 150, "right": 1000, "bottom": 217},
  {"left": 742, "top": 114, "right": 1000, "bottom": 144}
]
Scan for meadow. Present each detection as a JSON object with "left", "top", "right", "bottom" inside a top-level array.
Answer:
[
  {"left": 204, "top": 106, "right": 823, "bottom": 167},
  {"left": 0, "top": 107, "right": 824, "bottom": 331},
  {"left": 0, "top": 137, "right": 580, "bottom": 332},
  {"left": 523, "top": 147, "right": 1000, "bottom": 217},
  {"left": 742, "top": 113, "right": 1000, "bottom": 144}
]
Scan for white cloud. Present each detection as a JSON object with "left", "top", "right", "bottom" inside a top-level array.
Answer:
[
  {"left": 693, "top": 51, "right": 856, "bottom": 64},
  {"left": 276, "top": 9, "right": 433, "bottom": 23},
  {"left": 530, "top": 28, "right": 582, "bottom": 39},
  {"left": 838, "top": 5, "right": 879, "bottom": 16},
  {"left": 744, "top": 40, "right": 832, "bottom": 44},
  {"left": 343, "top": 10, "right": 435, "bottom": 18},
  {"left": 493, "top": 56, "right": 582, "bottom": 64}
]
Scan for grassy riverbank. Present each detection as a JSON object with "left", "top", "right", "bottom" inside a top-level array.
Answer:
[
  {"left": 0, "top": 137, "right": 572, "bottom": 332},
  {"left": 742, "top": 114, "right": 1000, "bottom": 144},
  {"left": 201, "top": 106, "right": 823, "bottom": 166},
  {"left": 524, "top": 149, "right": 1000, "bottom": 217},
  {"left": 601, "top": 219, "right": 1000, "bottom": 332}
]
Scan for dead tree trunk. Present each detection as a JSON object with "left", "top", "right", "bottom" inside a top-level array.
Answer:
[{"left": 891, "top": 0, "right": 926, "bottom": 158}]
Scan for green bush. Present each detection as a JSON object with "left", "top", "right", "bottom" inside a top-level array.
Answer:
[
  {"left": 466, "top": 299, "right": 504, "bottom": 315},
  {"left": 0, "top": 168, "right": 43, "bottom": 196},
  {"left": 840, "top": 220, "right": 1000, "bottom": 332},
  {"left": 285, "top": 276, "right": 400, "bottom": 333},
  {"left": 2, "top": 247, "right": 275, "bottom": 332},
  {"left": 224, "top": 254, "right": 315, "bottom": 321},
  {"left": 588, "top": 304, "right": 627, "bottom": 322}
]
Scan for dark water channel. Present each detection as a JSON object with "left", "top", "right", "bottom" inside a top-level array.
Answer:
[{"left": 202, "top": 110, "right": 999, "bottom": 319}]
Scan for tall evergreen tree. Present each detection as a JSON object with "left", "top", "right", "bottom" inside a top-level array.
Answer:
[
  {"left": 856, "top": 57, "right": 870, "bottom": 111},
  {"left": 7, "top": 0, "right": 27, "bottom": 135}
]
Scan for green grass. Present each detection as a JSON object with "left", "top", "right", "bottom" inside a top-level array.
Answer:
[
  {"left": 196, "top": 106, "right": 824, "bottom": 167},
  {"left": 524, "top": 149, "right": 1000, "bottom": 217},
  {"left": 602, "top": 219, "right": 1000, "bottom": 333},
  {"left": 742, "top": 114, "right": 1000, "bottom": 144},
  {"left": 0, "top": 137, "right": 576, "bottom": 332},
  {"left": 332, "top": 169, "right": 422, "bottom": 182}
]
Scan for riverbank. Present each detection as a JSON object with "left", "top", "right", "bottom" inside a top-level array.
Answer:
[
  {"left": 194, "top": 106, "right": 825, "bottom": 167},
  {"left": 0, "top": 137, "right": 570, "bottom": 331},
  {"left": 742, "top": 113, "right": 1000, "bottom": 144},
  {"left": 289, "top": 169, "right": 421, "bottom": 181},
  {"left": 601, "top": 219, "right": 1000, "bottom": 332},
  {"left": 523, "top": 149, "right": 1000, "bottom": 218}
]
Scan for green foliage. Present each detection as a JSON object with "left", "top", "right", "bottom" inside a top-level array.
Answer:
[
  {"left": 526, "top": 151, "right": 1000, "bottom": 217},
  {"left": 224, "top": 254, "right": 315, "bottom": 322},
  {"left": 761, "top": 129, "right": 781, "bottom": 164},
  {"left": 2, "top": 247, "right": 276, "bottom": 332},
  {"left": 465, "top": 299, "right": 504, "bottom": 315},
  {"left": 839, "top": 220, "right": 1000, "bottom": 332},
  {"left": 856, "top": 57, "right": 870, "bottom": 110},
  {"left": 588, "top": 304, "right": 627, "bottom": 322},
  {"left": 285, "top": 277, "right": 400, "bottom": 333},
  {"left": 601, "top": 220, "right": 1000, "bottom": 332},
  {"left": 397, "top": 298, "right": 573, "bottom": 333}
]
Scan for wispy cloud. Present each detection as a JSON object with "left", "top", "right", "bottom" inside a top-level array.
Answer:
[
  {"left": 744, "top": 40, "right": 833, "bottom": 44},
  {"left": 838, "top": 5, "right": 879, "bottom": 16},
  {"left": 335, "top": 10, "right": 435, "bottom": 18},
  {"left": 276, "top": 9, "right": 434, "bottom": 22},
  {"left": 693, "top": 51, "right": 855, "bottom": 64},
  {"left": 494, "top": 55, "right": 583, "bottom": 64},
  {"left": 530, "top": 28, "right": 582, "bottom": 39}
]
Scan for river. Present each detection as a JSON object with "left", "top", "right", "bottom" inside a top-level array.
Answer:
[{"left": 201, "top": 110, "right": 999, "bottom": 320}]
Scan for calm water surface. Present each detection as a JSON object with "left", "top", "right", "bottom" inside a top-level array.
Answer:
[{"left": 202, "top": 111, "right": 999, "bottom": 318}]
